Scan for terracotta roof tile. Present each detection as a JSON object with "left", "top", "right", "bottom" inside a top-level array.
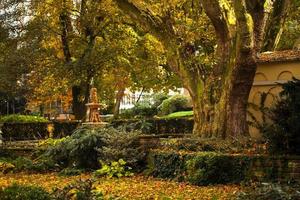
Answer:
[{"left": 258, "top": 50, "right": 300, "bottom": 63}]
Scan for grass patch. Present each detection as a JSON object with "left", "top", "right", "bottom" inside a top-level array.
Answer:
[{"left": 162, "top": 111, "right": 193, "bottom": 119}]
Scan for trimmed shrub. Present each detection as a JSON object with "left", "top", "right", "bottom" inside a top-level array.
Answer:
[
  {"left": 0, "top": 115, "right": 48, "bottom": 123},
  {"left": 0, "top": 184, "right": 51, "bottom": 200},
  {"left": 146, "top": 151, "right": 299, "bottom": 185},
  {"left": 1, "top": 121, "right": 79, "bottom": 141},
  {"left": 158, "top": 95, "right": 190, "bottom": 115},
  {"left": 111, "top": 118, "right": 193, "bottom": 134},
  {"left": 1, "top": 122, "right": 50, "bottom": 141}
]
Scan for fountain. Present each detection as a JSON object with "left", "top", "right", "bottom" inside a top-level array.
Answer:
[{"left": 82, "top": 86, "right": 108, "bottom": 127}]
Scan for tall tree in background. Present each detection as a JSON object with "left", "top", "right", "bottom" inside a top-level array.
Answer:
[{"left": 115, "top": 0, "right": 295, "bottom": 138}]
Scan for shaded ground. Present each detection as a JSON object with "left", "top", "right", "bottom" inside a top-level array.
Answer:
[{"left": 0, "top": 172, "right": 240, "bottom": 199}]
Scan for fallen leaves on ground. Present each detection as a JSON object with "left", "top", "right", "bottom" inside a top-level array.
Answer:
[{"left": 0, "top": 172, "right": 240, "bottom": 199}]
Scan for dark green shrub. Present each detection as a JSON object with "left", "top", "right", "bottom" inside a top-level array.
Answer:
[
  {"left": 111, "top": 118, "right": 194, "bottom": 134},
  {"left": 146, "top": 152, "right": 186, "bottom": 180},
  {"left": 45, "top": 126, "right": 106, "bottom": 169},
  {"left": 0, "top": 184, "right": 51, "bottom": 200},
  {"left": 262, "top": 78, "right": 300, "bottom": 155},
  {"left": 100, "top": 129, "right": 145, "bottom": 169},
  {"left": 152, "top": 93, "right": 169, "bottom": 108},
  {"left": 185, "top": 152, "right": 250, "bottom": 185},
  {"left": 0, "top": 114, "right": 48, "bottom": 123},
  {"left": 45, "top": 127, "right": 144, "bottom": 170},
  {"left": 146, "top": 151, "right": 252, "bottom": 185},
  {"left": 158, "top": 95, "right": 190, "bottom": 115}
]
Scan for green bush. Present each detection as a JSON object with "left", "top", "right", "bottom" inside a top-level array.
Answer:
[
  {"left": 0, "top": 115, "right": 48, "bottom": 123},
  {"left": 132, "top": 101, "right": 157, "bottom": 117},
  {"left": 158, "top": 95, "right": 190, "bottom": 115},
  {"left": 152, "top": 93, "right": 169, "bottom": 108},
  {"left": 0, "top": 184, "right": 51, "bottom": 200},
  {"left": 261, "top": 78, "right": 300, "bottom": 155}
]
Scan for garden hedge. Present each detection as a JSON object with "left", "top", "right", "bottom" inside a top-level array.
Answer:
[
  {"left": 146, "top": 151, "right": 300, "bottom": 185},
  {"left": 111, "top": 118, "right": 194, "bottom": 134},
  {"left": 1, "top": 121, "right": 80, "bottom": 141}
]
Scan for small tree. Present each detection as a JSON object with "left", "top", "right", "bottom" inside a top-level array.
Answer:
[{"left": 262, "top": 78, "right": 300, "bottom": 155}]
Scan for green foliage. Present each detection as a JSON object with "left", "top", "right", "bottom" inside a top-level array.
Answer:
[
  {"left": 158, "top": 95, "right": 190, "bottom": 116},
  {"left": 0, "top": 184, "right": 51, "bottom": 200},
  {"left": 95, "top": 159, "right": 133, "bottom": 178},
  {"left": 38, "top": 137, "right": 69, "bottom": 149},
  {"left": 0, "top": 115, "right": 48, "bottom": 123},
  {"left": 261, "top": 78, "right": 300, "bottom": 155}
]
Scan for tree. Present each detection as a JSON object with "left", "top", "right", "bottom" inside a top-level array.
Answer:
[
  {"left": 3, "top": 0, "right": 179, "bottom": 119},
  {"left": 115, "top": 0, "right": 294, "bottom": 138}
]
